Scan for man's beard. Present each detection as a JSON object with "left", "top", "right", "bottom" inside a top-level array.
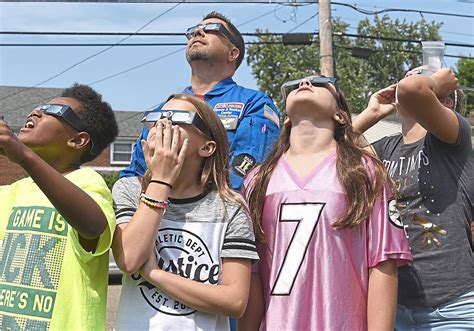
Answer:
[{"left": 186, "top": 49, "right": 210, "bottom": 63}]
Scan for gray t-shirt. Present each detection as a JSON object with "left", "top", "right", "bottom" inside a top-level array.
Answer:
[
  {"left": 113, "top": 176, "right": 258, "bottom": 330},
  {"left": 373, "top": 112, "right": 474, "bottom": 307}
]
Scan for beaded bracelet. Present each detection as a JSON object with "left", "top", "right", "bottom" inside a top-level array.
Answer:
[
  {"left": 149, "top": 179, "right": 173, "bottom": 189},
  {"left": 140, "top": 192, "right": 170, "bottom": 209}
]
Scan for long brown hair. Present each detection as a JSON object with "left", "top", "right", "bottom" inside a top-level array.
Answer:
[
  {"left": 142, "top": 93, "right": 244, "bottom": 209},
  {"left": 246, "top": 90, "right": 391, "bottom": 243}
]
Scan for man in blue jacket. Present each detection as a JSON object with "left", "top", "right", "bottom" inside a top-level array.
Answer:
[{"left": 120, "top": 11, "right": 280, "bottom": 189}]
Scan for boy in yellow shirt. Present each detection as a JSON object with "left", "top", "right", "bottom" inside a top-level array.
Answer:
[{"left": 0, "top": 84, "right": 118, "bottom": 330}]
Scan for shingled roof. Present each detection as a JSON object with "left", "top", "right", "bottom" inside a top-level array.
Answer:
[
  {"left": 0, "top": 85, "right": 142, "bottom": 138},
  {"left": 352, "top": 113, "right": 401, "bottom": 143}
]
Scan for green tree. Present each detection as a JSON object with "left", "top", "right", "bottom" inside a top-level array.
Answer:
[
  {"left": 455, "top": 58, "right": 474, "bottom": 113},
  {"left": 247, "top": 15, "right": 442, "bottom": 113},
  {"left": 101, "top": 171, "right": 119, "bottom": 191}
]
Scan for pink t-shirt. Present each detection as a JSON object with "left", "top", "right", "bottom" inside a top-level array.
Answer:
[{"left": 244, "top": 152, "right": 412, "bottom": 331}]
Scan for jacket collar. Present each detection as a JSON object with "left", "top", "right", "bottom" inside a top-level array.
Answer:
[{"left": 183, "top": 77, "right": 236, "bottom": 97}]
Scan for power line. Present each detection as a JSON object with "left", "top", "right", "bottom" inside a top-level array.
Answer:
[
  {"left": 2, "top": 2, "right": 472, "bottom": 112},
  {"left": 236, "top": 7, "right": 278, "bottom": 27},
  {"left": 2, "top": 34, "right": 472, "bottom": 49},
  {"left": 2, "top": 5, "right": 282, "bottom": 115},
  {"left": 0, "top": 31, "right": 185, "bottom": 36},
  {"left": 333, "top": 16, "right": 474, "bottom": 38},
  {"left": 88, "top": 47, "right": 183, "bottom": 85},
  {"left": 138, "top": 4, "right": 288, "bottom": 110},
  {"left": 333, "top": 32, "right": 474, "bottom": 48},
  {"left": 287, "top": 13, "right": 318, "bottom": 33},
  {"left": 334, "top": 44, "right": 472, "bottom": 59},
  {"left": 3, "top": 0, "right": 472, "bottom": 19},
  {"left": 0, "top": 2, "right": 183, "bottom": 103},
  {"left": 0, "top": 3, "right": 288, "bottom": 37},
  {"left": 2, "top": 34, "right": 471, "bottom": 116},
  {"left": 0, "top": 43, "right": 187, "bottom": 46},
  {"left": 0, "top": 31, "right": 281, "bottom": 37},
  {"left": 332, "top": 2, "right": 474, "bottom": 18},
  {"left": 3, "top": 29, "right": 472, "bottom": 39}
]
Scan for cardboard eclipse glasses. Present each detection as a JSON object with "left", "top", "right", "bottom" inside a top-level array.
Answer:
[
  {"left": 185, "top": 23, "right": 239, "bottom": 47},
  {"left": 141, "top": 110, "right": 213, "bottom": 139},
  {"left": 281, "top": 76, "right": 342, "bottom": 108},
  {"left": 34, "top": 104, "right": 86, "bottom": 132}
]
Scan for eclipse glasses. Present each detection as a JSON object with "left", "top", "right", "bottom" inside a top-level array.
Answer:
[
  {"left": 35, "top": 104, "right": 86, "bottom": 132},
  {"left": 141, "top": 110, "right": 213, "bottom": 138},
  {"left": 34, "top": 103, "right": 97, "bottom": 155},
  {"left": 280, "top": 76, "right": 342, "bottom": 108},
  {"left": 185, "top": 23, "right": 239, "bottom": 47}
]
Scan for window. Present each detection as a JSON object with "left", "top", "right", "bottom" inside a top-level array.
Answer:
[{"left": 110, "top": 140, "right": 134, "bottom": 165}]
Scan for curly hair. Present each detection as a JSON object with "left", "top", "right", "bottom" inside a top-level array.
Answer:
[{"left": 61, "top": 83, "right": 118, "bottom": 163}]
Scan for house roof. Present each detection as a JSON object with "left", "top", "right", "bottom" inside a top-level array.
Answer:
[
  {"left": 353, "top": 112, "right": 473, "bottom": 144},
  {"left": 0, "top": 85, "right": 142, "bottom": 138},
  {"left": 351, "top": 113, "right": 401, "bottom": 144}
]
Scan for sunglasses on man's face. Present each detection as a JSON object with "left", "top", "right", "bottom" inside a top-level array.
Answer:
[
  {"left": 141, "top": 110, "right": 213, "bottom": 139},
  {"left": 185, "top": 23, "right": 239, "bottom": 47},
  {"left": 34, "top": 104, "right": 86, "bottom": 132},
  {"left": 280, "top": 76, "right": 342, "bottom": 108}
]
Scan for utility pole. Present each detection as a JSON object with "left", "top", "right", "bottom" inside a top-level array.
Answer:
[{"left": 319, "top": 0, "right": 334, "bottom": 76}]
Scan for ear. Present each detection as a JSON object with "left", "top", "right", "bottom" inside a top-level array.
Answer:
[
  {"left": 283, "top": 116, "right": 292, "bottom": 128},
  {"left": 333, "top": 112, "right": 347, "bottom": 125},
  {"left": 67, "top": 132, "right": 91, "bottom": 151},
  {"left": 440, "top": 96, "right": 454, "bottom": 110},
  {"left": 228, "top": 47, "right": 239, "bottom": 62},
  {"left": 198, "top": 140, "right": 217, "bottom": 158}
]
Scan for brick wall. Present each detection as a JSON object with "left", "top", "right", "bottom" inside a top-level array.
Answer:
[
  {"left": 0, "top": 147, "right": 111, "bottom": 185},
  {"left": 83, "top": 146, "right": 110, "bottom": 168},
  {"left": 0, "top": 157, "right": 27, "bottom": 185}
]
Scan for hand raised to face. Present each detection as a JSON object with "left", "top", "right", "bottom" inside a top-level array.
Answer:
[
  {"left": 367, "top": 84, "right": 398, "bottom": 118},
  {"left": 142, "top": 119, "right": 189, "bottom": 186},
  {"left": 0, "top": 120, "right": 29, "bottom": 165}
]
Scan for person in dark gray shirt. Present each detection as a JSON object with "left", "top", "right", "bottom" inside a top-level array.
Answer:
[{"left": 354, "top": 67, "right": 473, "bottom": 330}]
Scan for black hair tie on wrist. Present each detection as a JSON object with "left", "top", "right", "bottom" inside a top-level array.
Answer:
[{"left": 149, "top": 180, "right": 173, "bottom": 189}]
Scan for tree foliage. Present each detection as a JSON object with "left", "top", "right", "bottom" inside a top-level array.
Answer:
[
  {"left": 101, "top": 171, "right": 119, "bottom": 191},
  {"left": 455, "top": 58, "right": 474, "bottom": 112},
  {"left": 247, "top": 15, "right": 442, "bottom": 113}
]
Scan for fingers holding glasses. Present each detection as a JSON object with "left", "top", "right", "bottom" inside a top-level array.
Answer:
[
  {"left": 170, "top": 124, "right": 181, "bottom": 156},
  {"left": 143, "top": 119, "right": 188, "bottom": 185},
  {"left": 161, "top": 120, "right": 173, "bottom": 150}
]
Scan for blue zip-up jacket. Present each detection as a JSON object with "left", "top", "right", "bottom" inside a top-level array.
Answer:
[{"left": 120, "top": 77, "right": 281, "bottom": 189}]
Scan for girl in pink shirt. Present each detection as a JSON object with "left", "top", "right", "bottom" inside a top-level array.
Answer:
[{"left": 240, "top": 75, "right": 412, "bottom": 331}]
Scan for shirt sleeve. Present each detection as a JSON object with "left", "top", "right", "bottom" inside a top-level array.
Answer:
[
  {"left": 367, "top": 183, "right": 413, "bottom": 268},
  {"left": 371, "top": 136, "right": 389, "bottom": 159},
  {"left": 428, "top": 111, "right": 472, "bottom": 151},
  {"left": 119, "top": 127, "right": 149, "bottom": 178},
  {"left": 228, "top": 94, "right": 280, "bottom": 189},
  {"left": 221, "top": 201, "right": 259, "bottom": 263},
  {"left": 0, "top": 185, "right": 13, "bottom": 241},
  {"left": 112, "top": 177, "right": 141, "bottom": 225},
  {"left": 67, "top": 169, "right": 117, "bottom": 261}
]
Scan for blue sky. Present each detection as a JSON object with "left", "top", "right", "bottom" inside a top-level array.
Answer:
[{"left": 0, "top": 0, "right": 473, "bottom": 112}]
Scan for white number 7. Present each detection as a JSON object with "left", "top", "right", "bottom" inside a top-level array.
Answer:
[{"left": 271, "top": 203, "right": 325, "bottom": 296}]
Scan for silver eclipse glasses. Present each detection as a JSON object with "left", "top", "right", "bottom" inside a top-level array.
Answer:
[
  {"left": 280, "top": 76, "right": 342, "bottom": 108},
  {"left": 141, "top": 110, "right": 213, "bottom": 139},
  {"left": 34, "top": 104, "right": 86, "bottom": 132},
  {"left": 185, "top": 23, "right": 239, "bottom": 47}
]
